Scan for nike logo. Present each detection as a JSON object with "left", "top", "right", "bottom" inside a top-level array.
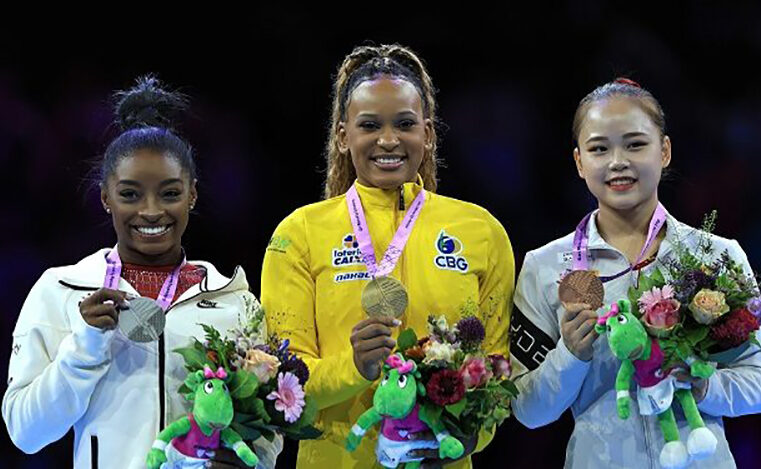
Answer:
[{"left": 197, "top": 299, "right": 219, "bottom": 309}]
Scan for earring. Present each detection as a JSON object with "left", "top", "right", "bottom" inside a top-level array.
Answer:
[{"left": 105, "top": 207, "right": 111, "bottom": 214}]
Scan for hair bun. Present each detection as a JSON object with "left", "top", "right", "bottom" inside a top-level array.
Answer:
[
  {"left": 613, "top": 77, "right": 642, "bottom": 88},
  {"left": 114, "top": 75, "right": 188, "bottom": 131}
]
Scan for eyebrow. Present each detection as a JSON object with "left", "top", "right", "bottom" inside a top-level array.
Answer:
[
  {"left": 584, "top": 131, "right": 649, "bottom": 144},
  {"left": 116, "top": 178, "right": 184, "bottom": 187}
]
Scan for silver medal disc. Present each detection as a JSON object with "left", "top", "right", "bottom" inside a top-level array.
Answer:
[{"left": 118, "top": 297, "right": 165, "bottom": 342}]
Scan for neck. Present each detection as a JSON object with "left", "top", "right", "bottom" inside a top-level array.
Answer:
[
  {"left": 196, "top": 417, "right": 215, "bottom": 436},
  {"left": 595, "top": 195, "right": 663, "bottom": 263},
  {"left": 116, "top": 244, "right": 183, "bottom": 267},
  {"left": 640, "top": 336, "right": 653, "bottom": 361}
]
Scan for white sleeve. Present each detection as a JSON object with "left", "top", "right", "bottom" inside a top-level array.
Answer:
[
  {"left": 251, "top": 433, "right": 284, "bottom": 469},
  {"left": 698, "top": 240, "right": 761, "bottom": 416},
  {"left": 2, "top": 272, "right": 114, "bottom": 453},
  {"left": 510, "top": 252, "right": 592, "bottom": 429}
]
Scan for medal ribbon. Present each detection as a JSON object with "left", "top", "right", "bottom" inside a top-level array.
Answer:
[
  {"left": 346, "top": 184, "right": 426, "bottom": 278},
  {"left": 572, "top": 202, "right": 667, "bottom": 280},
  {"left": 104, "top": 247, "right": 186, "bottom": 311}
]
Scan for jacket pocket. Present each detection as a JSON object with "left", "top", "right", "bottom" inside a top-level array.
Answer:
[{"left": 91, "top": 435, "right": 98, "bottom": 469}]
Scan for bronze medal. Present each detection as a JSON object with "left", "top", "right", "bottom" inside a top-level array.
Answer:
[
  {"left": 558, "top": 270, "right": 604, "bottom": 310},
  {"left": 118, "top": 297, "right": 165, "bottom": 342},
  {"left": 361, "top": 276, "right": 408, "bottom": 319}
]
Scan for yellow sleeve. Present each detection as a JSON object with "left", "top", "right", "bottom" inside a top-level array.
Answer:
[
  {"left": 261, "top": 210, "right": 372, "bottom": 411},
  {"left": 474, "top": 213, "right": 516, "bottom": 453}
]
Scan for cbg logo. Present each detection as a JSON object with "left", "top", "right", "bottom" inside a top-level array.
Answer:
[{"left": 434, "top": 230, "right": 469, "bottom": 273}]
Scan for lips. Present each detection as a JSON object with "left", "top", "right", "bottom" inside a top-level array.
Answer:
[
  {"left": 606, "top": 176, "right": 637, "bottom": 191},
  {"left": 132, "top": 224, "right": 173, "bottom": 238},
  {"left": 370, "top": 154, "right": 406, "bottom": 170}
]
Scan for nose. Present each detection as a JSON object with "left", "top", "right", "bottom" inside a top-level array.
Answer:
[
  {"left": 377, "top": 126, "right": 399, "bottom": 151},
  {"left": 608, "top": 148, "right": 630, "bottom": 171},
  {"left": 138, "top": 195, "right": 165, "bottom": 222}
]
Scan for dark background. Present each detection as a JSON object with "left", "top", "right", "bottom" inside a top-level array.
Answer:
[{"left": 3, "top": 4, "right": 761, "bottom": 467}]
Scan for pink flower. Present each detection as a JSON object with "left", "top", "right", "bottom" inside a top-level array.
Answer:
[
  {"left": 266, "top": 372, "right": 305, "bottom": 423},
  {"left": 488, "top": 354, "right": 511, "bottom": 379},
  {"left": 459, "top": 356, "right": 492, "bottom": 388},
  {"left": 638, "top": 285, "right": 681, "bottom": 335}
]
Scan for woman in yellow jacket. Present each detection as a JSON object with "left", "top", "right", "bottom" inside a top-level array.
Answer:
[{"left": 261, "top": 44, "right": 515, "bottom": 468}]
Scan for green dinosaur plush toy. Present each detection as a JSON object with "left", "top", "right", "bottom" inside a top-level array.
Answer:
[
  {"left": 146, "top": 366, "right": 258, "bottom": 469},
  {"left": 346, "top": 353, "right": 465, "bottom": 468},
  {"left": 595, "top": 299, "right": 718, "bottom": 469}
]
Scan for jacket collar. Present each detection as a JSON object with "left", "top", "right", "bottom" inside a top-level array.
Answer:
[
  {"left": 56, "top": 248, "right": 248, "bottom": 300},
  {"left": 585, "top": 205, "right": 690, "bottom": 259},
  {"left": 352, "top": 174, "right": 426, "bottom": 209}
]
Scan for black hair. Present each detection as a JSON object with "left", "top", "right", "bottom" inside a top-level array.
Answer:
[
  {"left": 99, "top": 76, "right": 195, "bottom": 185},
  {"left": 572, "top": 77, "right": 666, "bottom": 144}
]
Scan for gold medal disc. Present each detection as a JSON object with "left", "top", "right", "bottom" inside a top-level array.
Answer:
[{"left": 361, "top": 276, "right": 408, "bottom": 318}]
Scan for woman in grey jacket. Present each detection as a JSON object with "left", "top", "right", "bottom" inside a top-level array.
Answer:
[
  {"left": 2, "top": 77, "right": 282, "bottom": 468},
  {"left": 510, "top": 78, "right": 761, "bottom": 468}
]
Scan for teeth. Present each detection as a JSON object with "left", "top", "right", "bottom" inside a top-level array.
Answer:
[
  {"left": 136, "top": 226, "right": 169, "bottom": 235},
  {"left": 376, "top": 157, "right": 402, "bottom": 164},
  {"left": 609, "top": 178, "right": 635, "bottom": 186}
]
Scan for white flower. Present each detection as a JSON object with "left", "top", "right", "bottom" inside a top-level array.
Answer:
[{"left": 423, "top": 341, "right": 457, "bottom": 365}]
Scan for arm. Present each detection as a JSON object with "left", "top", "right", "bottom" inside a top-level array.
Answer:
[
  {"left": 471, "top": 215, "right": 515, "bottom": 453},
  {"left": 345, "top": 407, "right": 382, "bottom": 451},
  {"left": 510, "top": 252, "right": 592, "bottom": 429},
  {"left": 2, "top": 272, "right": 115, "bottom": 453},
  {"left": 221, "top": 427, "right": 259, "bottom": 468},
  {"left": 146, "top": 416, "right": 192, "bottom": 469},
  {"left": 697, "top": 240, "right": 761, "bottom": 416},
  {"left": 615, "top": 359, "right": 635, "bottom": 419},
  {"left": 261, "top": 211, "right": 371, "bottom": 411}
]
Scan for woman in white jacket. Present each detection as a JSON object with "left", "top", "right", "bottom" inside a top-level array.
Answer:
[
  {"left": 2, "top": 77, "right": 282, "bottom": 468},
  {"left": 510, "top": 78, "right": 761, "bottom": 468}
]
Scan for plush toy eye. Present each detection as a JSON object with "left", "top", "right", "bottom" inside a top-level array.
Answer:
[
  {"left": 398, "top": 374, "right": 408, "bottom": 389},
  {"left": 607, "top": 325, "right": 612, "bottom": 333},
  {"left": 381, "top": 373, "right": 389, "bottom": 386},
  {"left": 617, "top": 315, "right": 628, "bottom": 324},
  {"left": 204, "top": 381, "right": 214, "bottom": 394}
]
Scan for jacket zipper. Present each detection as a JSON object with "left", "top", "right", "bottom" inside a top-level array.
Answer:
[
  {"left": 399, "top": 186, "right": 405, "bottom": 211},
  {"left": 641, "top": 413, "right": 654, "bottom": 469},
  {"left": 91, "top": 435, "right": 98, "bottom": 469}
]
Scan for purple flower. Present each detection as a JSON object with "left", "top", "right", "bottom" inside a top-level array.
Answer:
[{"left": 457, "top": 316, "right": 485, "bottom": 349}]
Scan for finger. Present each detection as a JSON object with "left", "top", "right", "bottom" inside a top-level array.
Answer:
[
  {"left": 209, "top": 448, "right": 239, "bottom": 464},
  {"left": 352, "top": 323, "right": 394, "bottom": 342},
  {"left": 408, "top": 430, "right": 436, "bottom": 441},
  {"left": 83, "top": 288, "right": 129, "bottom": 308},
  {"left": 567, "top": 309, "right": 598, "bottom": 329},
  {"left": 353, "top": 335, "right": 396, "bottom": 353},
  {"left": 577, "top": 328, "right": 599, "bottom": 349},
  {"left": 352, "top": 316, "right": 401, "bottom": 333},
  {"left": 571, "top": 316, "right": 598, "bottom": 338},
  {"left": 672, "top": 371, "right": 692, "bottom": 382},
  {"left": 86, "top": 315, "right": 118, "bottom": 330},
  {"left": 561, "top": 303, "right": 592, "bottom": 322},
  {"left": 82, "top": 304, "right": 120, "bottom": 324},
  {"left": 363, "top": 347, "right": 393, "bottom": 364},
  {"left": 408, "top": 449, "right": 440, "bottom": 459}
]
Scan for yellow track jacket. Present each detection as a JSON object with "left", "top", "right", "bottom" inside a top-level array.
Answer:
[{"left": 262, "top": 178, "right": 515, "bottom": 468}]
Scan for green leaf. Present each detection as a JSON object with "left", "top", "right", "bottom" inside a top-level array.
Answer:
[
  {"left": 282, "top": 425, "right": 323, "bottom": 441},
  {"left": 230, "top": 422, "right": 262, "bottom": 441},
  {"left": 499, "top": 379, "right": 520, "bottom": 396},
  {"left": 228, "top": 370, "right": 259, "bottom": 399},
  {"left": 173, "top": 345, "right": 207, "bottom": 372},
  {"left": 290, "top": 395, "right": 318, "bottom": 429},
  {"left": 236, "top": 397, "right": 270, "bottom": 422},
  {"left": 650, "top": 269, "right": 666, "bottom": 286},
  {"left": 750, "top": 334, "right": 761, "bottom": 348},
  {"left": 684, "top": 327, "right": 710, "bottom": 346},
  {"left": 396, "top": 328, "right": 418, "bottom": 353},
  {"left": 446, "top": 398, "right": 467, "bottom": 418}
]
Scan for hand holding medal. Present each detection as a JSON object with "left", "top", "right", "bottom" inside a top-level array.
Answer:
[
  {"left": 558, "top": 271, "right": 604, "bottom": 362},
  {"left": 79, "top": 288, "right": 130, "bottom": 330}
]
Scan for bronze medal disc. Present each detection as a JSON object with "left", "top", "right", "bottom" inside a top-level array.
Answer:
[
  {"left": 118, "top": 297, "right": 165, "bottom": 342},
  {"left": 558, "top": 270, "right": 604, "bottom": 310},
  {"left": 361, "top": 276, "right": 408, "bottom": 319}
]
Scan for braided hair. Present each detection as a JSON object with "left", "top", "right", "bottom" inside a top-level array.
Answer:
[
  {"left": 324, "top": 44, "right": 439, "bottom": 199},
  {"left": 572, "top": 77, "right": 666, "bottom": 144},
  {"left": 100, "top": 75, "right": 195, "bottom": 185}
]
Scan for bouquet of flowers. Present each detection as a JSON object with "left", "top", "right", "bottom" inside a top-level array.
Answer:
[
  {"left": 627, "top": 211, "right": 761, "bottom": 368},
  {"left": 395, "top": 315, "right": 518, "bottom": 439},
  {"left": 174, "top": 306, "right": 320, "bottom": 444}
]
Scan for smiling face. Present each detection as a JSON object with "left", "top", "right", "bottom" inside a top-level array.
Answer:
[
  {"left": 338, "top": 77, "right": 433, "bottom": 190},
  {"left": 573, "top": 96, "right": 671, "bottom": 213},
  {"left": 101, "top": 149, "right": 197, "bottom": 266}
]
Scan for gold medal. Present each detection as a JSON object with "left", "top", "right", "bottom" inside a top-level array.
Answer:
[
  {"left": 361, "top": 276, "right": 408, "bottom": 318},
  {"left": 558, "top": 270, "right": 604, "bottom": 310}
]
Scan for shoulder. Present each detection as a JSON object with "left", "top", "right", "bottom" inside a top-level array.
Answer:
[
  {"left": 667, "top": 217, "right": 747, "bottom": 259},
  {"left": 523, "top": 231, "right": 576, "bottom": 270},
  {"left": 428, "top": 192, "right": 509, "bottom": 237}
]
